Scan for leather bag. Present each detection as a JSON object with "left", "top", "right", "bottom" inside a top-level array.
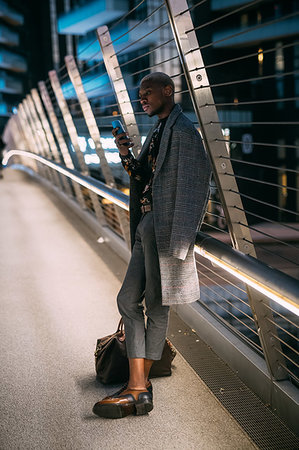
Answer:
[{"left": 95, "top": 318, "right": 176, "bottom": 384}]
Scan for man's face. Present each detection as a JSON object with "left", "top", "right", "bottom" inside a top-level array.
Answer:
[{"left": 139, "top": 81, "right": 172, "bottom": 117}]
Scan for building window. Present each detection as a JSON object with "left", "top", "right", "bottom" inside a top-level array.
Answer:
[
  {"left": 275, "top": 42, "right": 285, "bottom": 72},
  {"left": 258, "top": 48, "right": 263, "bottom": 76},
  {"left": 275, "top": 42, "right": 284, "bottom": 108}
]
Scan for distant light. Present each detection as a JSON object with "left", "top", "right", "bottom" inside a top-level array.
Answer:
[
  {"left": 78, "top": 136, "right": 87, "bottom": 152},
  {"left": 88, "top": 138, "right": 95, "bottom": 149},
  {"left": 75, "top": 136, "right": 147, "bottom": 153},
  {"left": 12, "top": 107, "right": 18, "bottom": 114},
  {"left": 101, "top": 137, "right": 117, "bottom": 150},
  {"left": 222, "top": 128, "right": 230, "bottom": 137},
  {"left": 112, "top": 111, "right": 119, "bottom": 116},
  {"left": 258, "top": 48, "right": 263, "bottom": 63},
  {"left": 84, "top": 153, "right": 99, "bottom": 164},
  {"left": 233, "top": 98, "right": 238, "bottom": 104},
  {"left": 105, "top": 151, "right": 120, "bottom": 164}
]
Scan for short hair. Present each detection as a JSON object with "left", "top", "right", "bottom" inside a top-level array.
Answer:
[{"left": 140, "top": 72, "right": 174, "bottom": 94}]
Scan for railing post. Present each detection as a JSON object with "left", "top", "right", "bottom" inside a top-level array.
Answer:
[
  {"left": 31, "top": 88, "right": 72, "bottom": 196},
  {"left": 19, "top": 102, "right": 47, "bottom": 177},
  {"left": 96, "top": 26, "right": 142, "bottom": 158},
  {"left": 27, "top": 92, "right": 64, "bottom": 190},
  {"left": 38, "top": 81, "right": 86, "bottom": 208},
  {"left": 24, "top": 95, "right": 59, "bottom": 183},
  {"left": 164, "top": 0, "right": 288, "bottom": 381},
  {"left": 64, "top": 55, "right": 131, "bottom": 241},
  {"left": 48, "top": 69, "right": 112, "bottom": 228}
]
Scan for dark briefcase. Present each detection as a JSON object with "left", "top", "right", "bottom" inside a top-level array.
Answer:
[{"left": 95, "top": 318, "right": 176, "bottom": 384}]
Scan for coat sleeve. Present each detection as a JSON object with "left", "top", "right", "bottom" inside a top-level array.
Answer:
[{"left": 169, "top": 128, "right": 211, "bottom": 260}]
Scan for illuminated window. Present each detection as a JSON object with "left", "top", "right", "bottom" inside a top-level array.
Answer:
[
  {"left": 275, "top": 42, "right": 284, "bottom": 72},
  {"left": 275, "top": 42, "right": 284, "bottom": 107},
  {"left": 258, "top": 48, "right": 263, "bottom": 76}
]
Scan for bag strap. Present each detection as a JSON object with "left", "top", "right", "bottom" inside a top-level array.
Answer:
[{"left": 117, "top": 317, "right": 124, "bottom": 333}]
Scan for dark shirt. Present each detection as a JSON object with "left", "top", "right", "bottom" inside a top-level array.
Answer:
[{"left": 120, "top": 117, "right": 167, "bottom": 207}]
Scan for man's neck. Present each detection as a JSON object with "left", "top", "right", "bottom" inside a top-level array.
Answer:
[{"left": 157, "top": 103, "right": 175, "bottom": 119}]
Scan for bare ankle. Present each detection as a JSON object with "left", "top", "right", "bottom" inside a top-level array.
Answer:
[{"left": 127, "top": 384, "right": 147, "bottom": 391}]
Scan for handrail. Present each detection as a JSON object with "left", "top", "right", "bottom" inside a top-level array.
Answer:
[
  {"left": 195, "top": 233, "right": 299, "bottom": 317},
  {"left": 3, "top": 150, "right": 129, "bottom": 211},
  {"left": 4, "top": 149, "right": 299, "bottom": 316}
]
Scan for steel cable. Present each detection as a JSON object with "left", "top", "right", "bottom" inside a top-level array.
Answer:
[
  {"left": 115, "top": 37, "right": 176, "bottom": 70},
  {"left": 279, "top": 363, "right": 299, "bottom": 383},
  {"left": 199, "top": 280, "right": 260, "bottom": 337},
  {"left": 113, "top": 19, "right": 171, "bottom": 57},
  {"left": 264, "top": 304, "right": 299, "bottom": 330},
  {"left": 97, "top": 0, "right": 147, "bottom": 37},
  {"left": 108, "top": 3, "right": 165, "bottom": 46},
  {"left": 198, "top": 295, "right": 263, "bottom": 353},
  {"left": 195, "top": 70, "right": 299, "bottom": 91},
  {"left": 266, "top": 318, "right": 299, "bottom": 343},
  {"left": 196, "top": 258, "right": 247, "bottom": 295},
  {"left": 199, "top": 279, "right": 256, "bottom": 327},
  {"left": 225, "top": 172, "right": 299, "bottom": 193},
  {"left": 240, "top": 223, "right": 299, "bottom": 252},
  {"left": 271, "top": 334, "right": 299, "bottom": 357},
  {"left": 230, "top": 190, "right": 299, "bottom": 217},
  {"left": 186, "top": 0, "right": 264, "bottom": 32},
  {"left": 196, "top": 260, "right": 252, "bottom": 309},
  {"left": 242, "top": 238, "right": 299, "bottom": 269},
  {"left": 189, "top": 42, "right": 299, "bottom": 74},
  {"left": 177, "top": 0, "right": 208, "bottom": 17},
  {"left": 192, "top": 11, "right": 299, "bottom": 50},
  {"left": 219, "top": 143, "right": 299, "bottom": 155},
  {"left": 274, "top": 347, "right": 299, "bottom": 370},
  {"left": 76, "top": 37, "right": 98, "bottom": 58},
  {"left": 233, "top": 206, "right": 299, "bottom": 235},
  {"left": 202, "top": 221, "right": 231, "bottom": 235},
  {"left": 212, "top": 97, "right": 299, "bottom": 107}
]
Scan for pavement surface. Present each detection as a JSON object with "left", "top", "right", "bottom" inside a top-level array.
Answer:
[{"left": 0, "top": 169, "right": 256, "bottom": 450}]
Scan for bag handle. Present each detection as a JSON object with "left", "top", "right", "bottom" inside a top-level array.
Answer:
[{"left": 117, "top": 317, "right": 124, "bottom": 333}]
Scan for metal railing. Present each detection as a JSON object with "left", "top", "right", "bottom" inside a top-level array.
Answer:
[
  {"left": 4, "top": 149, "right": 299, "bottom": 320},
  {"left": 2, "top": 0, "right": 299, "bottom": 429}
]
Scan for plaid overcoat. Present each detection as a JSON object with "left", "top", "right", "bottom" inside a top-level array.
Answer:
[{"left": 129, "top": 104, "right": 211, "bottom": 305}]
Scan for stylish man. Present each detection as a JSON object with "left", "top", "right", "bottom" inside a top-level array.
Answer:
[{"left": 93, "top": 72, "right": 211, "bottom": 419}]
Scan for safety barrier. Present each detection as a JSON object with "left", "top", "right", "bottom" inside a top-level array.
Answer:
[{"left": 3, "top": 0, "right": 299, "bottom": 432}]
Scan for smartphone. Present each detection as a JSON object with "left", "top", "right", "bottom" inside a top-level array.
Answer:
[
  {"left": 112, "top": 120, "right": 130, "bottom": 146},
  {"left": 112, "top": 120, "right": 125, "bottom": 135}
]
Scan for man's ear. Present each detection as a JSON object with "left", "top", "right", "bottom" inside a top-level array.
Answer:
[{"left": 164, "top": 85, "right": 173, "bottom": 97}]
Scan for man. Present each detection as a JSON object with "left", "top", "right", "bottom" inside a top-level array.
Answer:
[{"left": 93, "top": 72, "right": 211, "bottom": 419}]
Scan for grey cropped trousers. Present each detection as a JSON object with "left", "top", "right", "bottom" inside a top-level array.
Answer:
[{"left": 117, "top": 211, "right": 170, "bottom": 360}]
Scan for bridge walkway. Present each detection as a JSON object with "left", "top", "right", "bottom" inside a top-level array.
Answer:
[{"left": 0, "top": 169, "right": 256, "bottom": 449}]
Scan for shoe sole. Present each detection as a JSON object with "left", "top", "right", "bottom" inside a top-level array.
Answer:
[{"left": 93, "top": 400, "right": 153, "bottom": 419}]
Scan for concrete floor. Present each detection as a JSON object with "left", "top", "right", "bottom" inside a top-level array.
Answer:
[{"left": 0, "top": 169, "right": 256, "bottom": 450}]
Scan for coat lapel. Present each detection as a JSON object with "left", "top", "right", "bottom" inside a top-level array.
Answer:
[{"left": 154, "top": 104, "right": 182, "bottom": 178}]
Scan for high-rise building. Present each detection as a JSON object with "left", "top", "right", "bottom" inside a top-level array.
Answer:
[{"left": 0, "top": 1, "right": 26, "bottom": 133}]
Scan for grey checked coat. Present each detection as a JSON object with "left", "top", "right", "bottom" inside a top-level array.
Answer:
[{"left": 129, "top": 105, "right": 211, "bottom": 306}]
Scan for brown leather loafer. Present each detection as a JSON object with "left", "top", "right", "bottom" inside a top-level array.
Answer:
[
  {"left": 107, "top": 381, "right": 153, "bottom": 400},
  {"left": 93, "top": 391, "right": 153, "bottom": 419}
]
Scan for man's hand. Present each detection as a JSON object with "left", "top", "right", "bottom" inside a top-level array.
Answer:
[{"left": 112, "top": 127, "right": 134, "bottom": 156}]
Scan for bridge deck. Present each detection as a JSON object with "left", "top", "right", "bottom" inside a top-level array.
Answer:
[{"left": 0, "top": 169, "right": 255, "bottom": 450}]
